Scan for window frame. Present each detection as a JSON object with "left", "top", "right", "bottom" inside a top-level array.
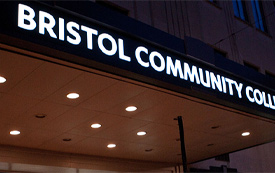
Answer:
[
  {"left": 209, "top": 0, "right": 218, "bottom": 3},
  {"left": 251, "top": 0, "right": 268, "bottom": 32},
  {"left": 232, "top": 0, "right": 249, "bottom": 22},
  {"left": 207, "top": 0, "right": 221, "bottom": 8}
]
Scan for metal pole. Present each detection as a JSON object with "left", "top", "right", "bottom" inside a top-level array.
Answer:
[{"left": 177, "top": 116, "right": 188, "bottom": 172}]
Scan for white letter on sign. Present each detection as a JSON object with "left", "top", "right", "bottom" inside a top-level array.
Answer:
[
  {"left": 18, "top": 4, "right": 36, "bottom": 30},
  {"left": 98, "top": 33, "right": 117, "bottom": 56},
  {"left": 39, "top": 11, "right": 57, "bottom": 38},
  {"left": 67, "top": 22, "right": 81, "bottom": 45}
]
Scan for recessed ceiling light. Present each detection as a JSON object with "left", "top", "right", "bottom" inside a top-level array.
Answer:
[
  {"left": 137, "top": 131, "right": 146, "bottom": 136},
  {"left": 35, "top": 114, "right": 46, "bottom": 118},
  {"left": 125, "top": 106, "right": 137, "bottom": 112},
  {"left": 0, "top": 76, "right": 6, "bottom": 83},
  {"left": 107, "top": 144, "right": 116, "bottom": 148},
  {"left": 242, "top": 132, "right": 250, "bottom": 136},
  {"left": 91, "top": 123, "right": 102, "bottom": 128},
  {"left": 67, "top": 93, "right": 79, "bottom": 99},
  {"left": 211, "top": 125, "right": 220, "bottom": 129},
  {"left": 10, "top": 130, "right": 20, "bottom": 135},
  {"left": 145, "top": 149, "right": 153, "bottom": 152}
]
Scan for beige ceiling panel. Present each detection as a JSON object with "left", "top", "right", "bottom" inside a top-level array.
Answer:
[
  {"left": 70, "top": 137, "right": 166, "bottom": 162},
  {"left": 0, "top": 123, "right": 34, "bottom": 147},
  {"left": 0, "top": 50, "right": 43, "bottom": 93},
  {"left": 15, "top": 128, "right": 65, "bottom": 149},
  {"left": 45, "top": 72, "right": 117, "bottom": 106},
  {"left": 100, "top": 141, "right": 164, "bottom": 161},
  {"left": 119, "top": 123, "right": 180, "bottom": 148},
  {"left": 188, "top": 113, "right": 250, "bottom": 135},
  {"left": 184, "top": 135, "right": 239, "bottom": 163},
  {"left": 132, "top": 96, "right": 185, "bottom": 124},
  {"left": 106, "top": 89, "right": 172, "bottom": 117},
  {"left": 136, "top": 134, "right": 177, "bottom": 148},
  {"left": 155, "top": 145, "right": 182, "bottom": 163},
  {"left": 41, "top": 106, "right": 101, "bottom": 133},
  {"left": 117, "top": 122, "right": 170, "bottom": 143},
  {"left": 203, "top": 117, "right": 271, "bottom": 140},
  {"left": 15, "top": 101, "right": 71, "bottom": 129},
  {"left": 184, "top": 129, "right": 231, "bottom": 149},
  {"left": 0, "top": 93, "right": 40, "bottom": 124},
  {"left": 184, "top": 119, "right": 275, "bottom": 162},
  {"left": 132, "top": 123, "right": 174, "bottom": 138},
  {"left": 226, "top": 120, "right": 275, "bottom": 141},
  {"left": 185, "top": 149, "right": 203, "bottom": 163},
  {"left": 39, "top": 133, "right": 88, "bottom": 152},
  {"left": 66, "top": 112, "right": 126, "bottom": 137},
  {"left": 92, "top": 117, "right": 150, "bottom": 139},
  {"left": 111, "top": 142, "right": 181, "bottom": 163},
  {"left": 9, "top": 62, "right": 83, "bottom": 100},
  {"left": 79, "top": 82, "right": 147, "bottom": 112},
  {"left": 69, "top": 137, "right": 119, "bottom": 157},
  {"left": 187, "top": 148, "right": 221, "bottom": 164},
  {"left": 179, "top": 103, "right": 228, "bottom": 130}
]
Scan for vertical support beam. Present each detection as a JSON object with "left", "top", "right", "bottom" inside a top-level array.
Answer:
[{"left": 177, "top": 116, "right": 187, "bottom": 172}]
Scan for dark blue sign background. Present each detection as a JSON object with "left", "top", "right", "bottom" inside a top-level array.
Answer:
[{"left": 0, "top": 1, "right": 274, "bottom": 120}]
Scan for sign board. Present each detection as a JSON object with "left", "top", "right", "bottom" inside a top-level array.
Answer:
[{"left": 0, "top": 1, "right": 274, "bottom": 119}]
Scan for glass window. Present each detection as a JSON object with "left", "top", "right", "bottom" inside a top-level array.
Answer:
[
  {"left": 209, "top": 0, "right": 217, "bottom": 3},
  {"left": 232, "top": 0, "right": 248, "bottom": 21},
  {"left": 251, "top": 0, "right": 267, "bottom": 32}
]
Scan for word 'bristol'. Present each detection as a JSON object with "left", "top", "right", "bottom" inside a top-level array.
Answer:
[{"left": 17, "top": 3, "right": 275, "bottom": 111}]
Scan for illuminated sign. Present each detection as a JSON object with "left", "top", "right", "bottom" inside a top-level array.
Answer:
[{"left": 0, "top": 2, "right": 274, "bottom": 118}]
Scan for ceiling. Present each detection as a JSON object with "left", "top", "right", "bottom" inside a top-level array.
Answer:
[{"left": 0, "top": 45, "right": 274, "bottom": 167}]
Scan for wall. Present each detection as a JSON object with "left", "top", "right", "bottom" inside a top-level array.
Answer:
[
  {"left": 190, "top": 142, "right": 275, "bottom": 172},
  {"left": 110, "top": 0, "right": 275, "bottom": 75}
]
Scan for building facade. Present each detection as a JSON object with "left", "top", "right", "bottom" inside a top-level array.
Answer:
[{"left": 0, "top": 0, "right": 274, "bottom": 172}]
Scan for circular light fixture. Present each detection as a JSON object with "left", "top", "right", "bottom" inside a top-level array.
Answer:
[
  {"left": 35, "top": 114, "right": 46, "bottom": 119},
  {"left": 137, "top": 131, "right": 147, "bottom": 136},
  {"left": 10, "top": 130, "right": 20, "bottom": 135},
  {"left": 107, "top": 144, "right": 116, "bottom": 148},
  {"left": 91, "top": 123, "right": 102, "bottom": 129},
  {"left": 125, "top": 106, "right": 137, "bottom": 112},
  {"left": 242, "top": 132, "right": 250, "bottom": 137},
  {"left": 211, "top": 125, "right": 220, "bottom": 129},
  {"left": 145, "top": 149, "right": 153, "bottom": 152},
  {"left": 67, "top": 93, "right": 79, "bottom": 99},
  {"left": 0, "top": 76, "right": 6, "bottom": 83}
]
